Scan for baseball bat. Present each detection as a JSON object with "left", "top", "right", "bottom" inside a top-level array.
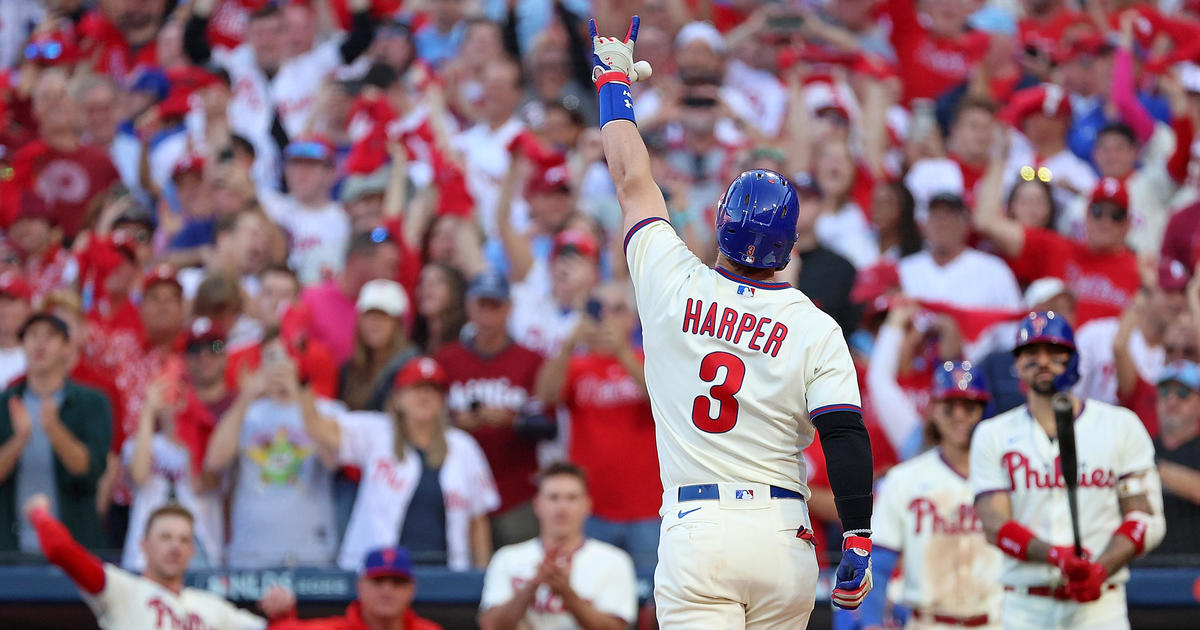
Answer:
[{"left": 1052, "top": 392, "right": 1083, "bottom": 557}]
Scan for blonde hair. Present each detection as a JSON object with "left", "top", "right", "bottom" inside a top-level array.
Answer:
[{"left": 389, "top": 396, "right": 449, "bottom": 468}]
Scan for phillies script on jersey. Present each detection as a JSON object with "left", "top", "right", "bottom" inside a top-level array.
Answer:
[
  {"left": 908, "top": 498, "right": 982, "bottom": 535},
  {"left": 1000, "top": 452, "right": 1116, "bottom": 491}
]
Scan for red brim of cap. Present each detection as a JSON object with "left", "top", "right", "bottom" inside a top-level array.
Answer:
[
  {"left": 934, "top": 391, "right": 990, "bottom": 404},
  {"left": 363, "top": 568, "right": 413, "bottom": 580}
]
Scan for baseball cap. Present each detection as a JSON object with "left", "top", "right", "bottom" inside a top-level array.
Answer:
[
  {"left": 525, "top": 164, "right": 571, "bottom": 197},
  {"left": 186, "top": 317, "right": 227, "bottom": 352},
  {"left": 362, "top": 546, "right": 413, "bottom": 580},
  {"left": 1090, "top": 177, "right": 1129, "bottom": 210},
  {"left": 552, "top": 229, "right": 599, "bottom": 261},
  {"left": 850, "top": 262, "right": 900, "bottom": 305},
  {"left": 15, "top": 191, "right": 55, "bottom": 225},
  {"left": 356, "top": 279, "right": 409, "bottom": 317},
  {"left": 172, "top": 154, "right": 206, "bottom": 181},
  {"left": 19, "top": 312, "right": 69, "bottom": 341},
  {"left": 1004, "top": 84, "right": 1071, "bottom": 126},
  {"left": 467, "top": 271, "right": 510, "bottom": 302},
  {"left": 285, "top": 136, "right": 334, "bottom": 162},
  {"left": 1158, "top": 258, "right": 1192, "bottom": 293},
  {"left": 142, "top": 263, "right": 181, "bottom": 292},
  {"left": 393, "top": 356, "right": 448, "bottom": 391},
  {"left": 132, "top": 67, "right": 171, "bottom": 101},
  {"left": 1023, "top": 277, "right": 1070, "bottom": 309},
  {"left": 1157, "top": 360, "right": 1200, "bottom": 391},
  {"left": 928, "top": 191, "right": 967, "bottom": 212},
  {"left": 113, "top": 202, "right": 158, "bottom": 231},
  {"left": 675, "top": 21, "right": 726, "bottom": 53},
  {"left": 340, "top": 169, "right": 390, "bottom": 204},
  {"left": 792, "top": 172, "right": 821, "bottom": 198},
  {"left": 0, "top": 271, "right": 32, "bottom": 303}
]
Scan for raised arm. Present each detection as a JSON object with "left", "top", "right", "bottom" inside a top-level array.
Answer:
[
  {"left": 23, "top": 494, "right": 106, "bottom": 595},
  {"left": 973, "top": 143, "right": 1026, "bottom": 258},
  {"left": 589, "top": 17, "right": 668, "bottom": 237}
]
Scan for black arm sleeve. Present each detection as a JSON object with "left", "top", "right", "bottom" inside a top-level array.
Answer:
[
  {"left": 556, "top": 3, "right": 595, "bottom": 92},
  {"left": 813, "top": 410, "right": 874, "bottom": 533},
  {"left": 339, "top": 9, "right": 376, "bottom": 64},
  {"left": 183, "top": 15, "right": 213, "bottom": 65},
  {"left": 502, "top": 6, "right": 522, "bottom": 61}
]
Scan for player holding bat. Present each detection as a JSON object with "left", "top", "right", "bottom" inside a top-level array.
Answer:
[{"left": 970, "top": 311, "right": 1165, "bottom": 629}]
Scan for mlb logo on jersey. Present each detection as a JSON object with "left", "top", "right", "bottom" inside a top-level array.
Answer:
[
  {"left": 735, "top": 489, "right": 755, "bottom": 500},
  {"left": 737, "top": 285, "right": 755, "bottom": 297}
]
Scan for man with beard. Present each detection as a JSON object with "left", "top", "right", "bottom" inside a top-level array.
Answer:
[{"left": 970, "top": 311, "right": 1165, "bottom": 629}]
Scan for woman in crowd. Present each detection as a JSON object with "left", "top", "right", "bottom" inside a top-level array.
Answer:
[
  {"left": 339, "top": 279, "right": 418, "bottom": 412},
  {"left": 412, "top": 263, "right": 467, "bottom": 354}
]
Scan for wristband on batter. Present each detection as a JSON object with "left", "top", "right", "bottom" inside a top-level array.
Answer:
[
  {"left": 1114, "top": 511, "right": 1150, "bottom": 555},
  {"left": 997, "top": 520, "right": 1036, "bottom": 560},
  {"left": 597, "top": 77, "right": 636, "bottom": 127}
]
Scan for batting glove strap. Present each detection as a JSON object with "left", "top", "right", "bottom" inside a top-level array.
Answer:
[
  {"left": 1115, "top": 511, "right": 1151, "bottom": 555},
  {"left": 832, "top": 535, "right": 873, "bottom": 610},
  {"left": 996, "top": 520, "right": 1035, "bottom": 560}
]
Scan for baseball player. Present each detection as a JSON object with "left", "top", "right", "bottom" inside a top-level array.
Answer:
[
  {"left": 863, "top": 361, "right": 1003, "bottom": 629},
  {"left": 590, "top": 16, "right": 875, "bottom": 628},
  {"left": 970, "top": 312, "right": 1165, "bottom": 629},
  {"left": 22, "top": 493, "right": 295, "bottom": 629}
]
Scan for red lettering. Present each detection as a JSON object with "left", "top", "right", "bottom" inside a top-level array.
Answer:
[
  {"left": 698, "top": 302, "right": 719, "bottom": 337},
  {"left": 749, "top": 317, "right": 771, "bottom": 351},
  {"left": 763, "top": 322, "right": 788, "bottom": 357},
  {"left": 1002, "top": 450, "right": 1116, "bottom": 491},
  {"left": 682, "top": 298, "right": 702, "bottom": 334},
  {"left": 717, "top": 307, "right": 739, "bottom": 341},
  {"left": 733, "top": 313, "right": 757, "bottom": 344},
  {"left": 908, "top": 497, "right": 982, "bottom": 535}
]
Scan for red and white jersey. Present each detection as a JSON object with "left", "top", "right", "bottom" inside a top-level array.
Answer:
[
  {"left": 624, "top": 218, "right": 861, "bottom": 497},
  {"left": 83, "top": 564, "right": 265, "bottom": 630},
  {"left": 872, "top": 449, "right": 1002, "bottom": 617},
  {"left": 479, "top": 538, "right": 637, "bottom": 629},
  {"left": 969, "top": 400, "right": 1156, "bottom": 587}
]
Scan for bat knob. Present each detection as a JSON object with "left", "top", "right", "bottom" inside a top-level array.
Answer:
[{"left": 1051, "top": 392, "right": 1073, "bottom": 414}]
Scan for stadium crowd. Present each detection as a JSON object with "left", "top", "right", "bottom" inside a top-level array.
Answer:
[{"left": 3, "top": 0, "right": 1200, "bottom": 626}]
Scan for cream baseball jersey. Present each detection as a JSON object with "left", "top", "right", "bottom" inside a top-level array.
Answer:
[
  {"left": 969, "top": 400, "right": 1156, "bottom": 586},
  {"left": 83, "top": 564, "right": 266, "bottom": 630},
  {"left": 623, "top": 218, "right": 861, "bottom": 497},
  {"left": 479, "top": 538, "right": 638, "bottom": 629},
  {"left": 872, "top": 449, "right": 1003, "bottom": 616}
]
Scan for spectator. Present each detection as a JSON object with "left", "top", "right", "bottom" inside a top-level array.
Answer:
[
  {"left": 414, "top": 0, "right": 468, "bottom": 68},
  {"left": 536, "top": 282, "right": 660, "bottom": 569},
  {"left": 479, "top": 462, "right": 637, "bottom": 630},
  {"left": 203, "top": 333, "right": 340, "bottom": 569},
  {"left": 78, "top": 0, "right": 169, "bottom": 82},
  {"left": 268, "top": 546, "right": 442, "bottom": 630},
  {"left": 780, "top": 174, "right": 859, "bottom": 335},
  {"left": 885, "top": 0, "right": 988, "bottom": 104},
  {"left": 436, "top": 271, "right": 546, "bottom": 549},
  {"left": 413, "top": 263, "right": 467, "bottom": 354},
  {"left": 1002, "top": 84, "right": 1097, "bottom": 220},
  {"left": 307, "top": 356, "right": 499, "bottom": 571},
  {"left": 0, "top": 312, "right": 112, "bottom": 552},
  {"left": 301, "top": 230, "right": 401, "bottom": 365},
  {"left": 260, "top": 138, "right": 352, "bottom": 286},
  {"left": 509, "top": 229, "right": 600, "bottom": 357},
  {"left": 193, "top": 272, "right": 263, "bottom": 353},
  {"left": 178, "top": 210, "right": 272, "bottom": 302},
  {"left": 1152, "top": 360, "right": 1200, "bottom": 556},
  {"left": 869, "top": 180, "right": 923, "bottom": 263},
  {"left": 182, "top": 317, "right": 238, "bottom": 433},
  {"left": 497, "top": 143, "right": 576, "bottom": 289},
  {"left": 905, "top": 97, "right": 996, "bottom": 215},
  {"left": 9, "top": 193, "right": 75, "bottom": 302},
  {"left": 0, "top": 273, "right": 32, "bottom": 387},
  {"left": 454, "top": 58, "right": 527, "bottom": 234},
  {"left": 813, "top": 141, "right": 878, "bottom": 269},
  {"left": 340, "top": 279, "right": 417, "bottom": 412},
  {"left": 1087, "top": 121, "right": 1183, "bottom": 253}
]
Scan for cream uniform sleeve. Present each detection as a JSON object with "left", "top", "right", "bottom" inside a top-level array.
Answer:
[
  {"left": 871, "top": 472, "right": 907, "bottom": 552},
  {"left": 479, "top": 547, "right": 517, "bottom": 611},
  {"left": 623, "top": 218, "right": 707, "bottom": 315},
  {"left": 588, "top": 547, "right": 639, "bottom": 623},
  {"left": 81, "top": 564, "right": 137, "bottom": 625},
  {"left": 211, "top": 594, "right": 268, "bottom": 630},
  {"left": 969, "top": 421, "right": 1009, "bottom": 497},
  {"left": 803, "top": 325, "right": 863, "bottom": 418}
]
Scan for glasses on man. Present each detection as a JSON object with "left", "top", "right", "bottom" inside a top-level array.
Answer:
[
  {"left": 1156, "top": 383, "right": 1197, "bottom": 400},
  {"left": 1088, "top": 204, "right": 1127, "bottom": 223},
  {"left": 186, "top": 340, "right": 226, "bottom": 356}
]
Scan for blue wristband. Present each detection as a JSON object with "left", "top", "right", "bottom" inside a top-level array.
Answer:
[{"left": 598, "top": 81, "right": 636, "bottom": 127}]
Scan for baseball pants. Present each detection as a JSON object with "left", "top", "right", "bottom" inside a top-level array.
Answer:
[
  {"left": 654, "top": 482, "right": 818, "bottom": 630},
  {"left": 1000, "top": 586, "right": 1128, "bottom": 630}
]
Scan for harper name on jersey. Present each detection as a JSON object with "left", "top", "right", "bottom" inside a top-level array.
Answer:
[{"left": 681, "top": 298, "right": 789, "bottom": 357}]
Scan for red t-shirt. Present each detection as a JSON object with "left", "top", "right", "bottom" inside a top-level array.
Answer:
[
  {"left": 1005, "top": 226, "right": 1139, "bottom": 326},
  {"left": 886, "top": 0, "right": 989, "bottom": 103},
  {"left": 1160, "top": 201, "right": 1200, "bottom": 269},
  {"left": 1019, "top": 10, "right": 1091, "bottom": 54},
  {"left": 1118, "top": 377, "right": 1158, "bottom": 439},
  {"left": 8, "top": 140, "right": 119, "bottom": 238},
  {"left": 224, "top": 340, "right": 339, "bottom": 400},
  {"left": 77, "top": 11, "right": 159, "bottom": 83},
  {"left": 564, "top": 352, "right": 661, "bottom": 521},
  {"left": 434, "top": 340, "right": 544, "bottom": 514}
]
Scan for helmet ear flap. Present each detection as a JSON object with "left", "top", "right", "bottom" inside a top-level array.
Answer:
[{"left": 1053, "top": 352, "right": 1080, "bottom": 392}]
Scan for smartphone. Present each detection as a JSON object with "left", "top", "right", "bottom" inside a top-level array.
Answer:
[
  {"left": 586, "top": 298, "right": 603, "bottom": 321},
  {"left": 681, "top": 95, "right": 718, "bottom": 108},
  {"left": 768, "top": 13, "right": 806, "bottom": 33}
]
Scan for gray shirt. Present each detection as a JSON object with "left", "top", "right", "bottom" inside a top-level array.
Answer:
[
  {"left": 16, "top": 389, "right": 64, "bottom": 553},
  {"left": 226, "top": 397, "right": 337, "bottom": 568}
]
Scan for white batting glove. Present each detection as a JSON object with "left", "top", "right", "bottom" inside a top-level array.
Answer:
[{"left": 589, "top": 16, "right": 653, "bottom": 87}]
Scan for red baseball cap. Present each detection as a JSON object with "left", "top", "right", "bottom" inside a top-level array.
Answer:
[
  {"left": 393, "top": 356, "right": 448, "bottom": 391},
  {"left": 142, "top": 263, "right": 181, "bottom": 292},
  {"left": 850, "top": 262, "right": 901, "bottom": 305},
  {"left": 0, "top": 271, "right": 32, "bottom": 303},
  {"left": 1003, "top": 84, "right": 1072, "bottom": 126},
  {"left": 525, "top": 163, "right": 571, "bottom": 197},
  {"left": 1159, "top": 258, "right": 1192, "bottom": 292},
  {"left": 172, "top": 154, "right": 206, "bottom": 180},
  {"left": 186, "top": 317, "right": 227, "bottom": 348},
  {"left": 552, "top": 229, "right": 599, "bottom": 261},
  {"left": 1090, "top": 177, "right": 1129, "bottom": 210}
]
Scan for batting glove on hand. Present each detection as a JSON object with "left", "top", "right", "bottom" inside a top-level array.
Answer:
[
  {"left": 1065, "top": 561, "right": 1107, "bottom": 603},
  {"left": 589, "top": 16, "right": 653, "bottom": 89},
  {"left": 832, "top": 535, "right": 873, "bottom": 610},
  {"left": 1047, "top": 545, "right": 1092, "bottom": 582}
]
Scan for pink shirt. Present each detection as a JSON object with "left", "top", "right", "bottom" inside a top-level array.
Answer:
[{"left": 300, "top": 281, "right": 356, "bottom": 365}]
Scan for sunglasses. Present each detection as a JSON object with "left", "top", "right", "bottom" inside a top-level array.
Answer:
[
  {"left": 1165, "top": 344, "right": 1200, "bottom": 361},
  {"left": 1088, "top": 204, "right": 1127, "bottom": 222},
  {"left": 24, "top": 41, "right": 63, "bottom": 62},
  {"left": 186, "top": 340, "right": 226, "bottom": 355},
  {"left": 1019, "top": 165, "right": 1053, "bottom": 183},
  {"left": 1157, "top": 383, "right": 1197, "bottom": 400},
  {"left": 368, "top": 226, "right": 393, "bottom": 244}
]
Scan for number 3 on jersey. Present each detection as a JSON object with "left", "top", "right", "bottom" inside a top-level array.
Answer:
[{"left": 692, "top": 351, "right": 745, "bottom": 433}]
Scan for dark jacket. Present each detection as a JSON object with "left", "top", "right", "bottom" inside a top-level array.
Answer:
[
  {"left": 0, "top": 379, "right": 113, "bottom": 551},
  {"left": 269, "top": 602, "right": 442, "bottom": 630}
]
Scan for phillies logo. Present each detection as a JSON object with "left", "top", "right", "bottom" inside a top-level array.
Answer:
[
  {"left": 148, "top": 597, "right": 218, "bottom": 630},
  {"left": 908, "top": 498, "right": 981, "bottom": 535},
  {"left": 1001, "top": 451, "right": 1116, "bottom": 491}
]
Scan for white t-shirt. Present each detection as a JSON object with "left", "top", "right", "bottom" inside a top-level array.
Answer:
[
  {"left": 815, "top": 203, "right": 879, "bottom": 270},
  {"left": 259, "top": 190, "right": 350, "bottom": 285},
  {"left": 625, "top": 218, "right": 861, "bottom": 495},
  {"left": 479, "top": 538, "right": 637, "bottom": 629},
  {"left": 0, "top": 346, "right": 26, "bottom": 389},
  {"left": 83, "top": 564, "right": 265, "bottom": 630},
  {"left": 452, "top": 119, "right": 525, "bottom": 235},
  {"left": 1074, "top": 317, "right": 1164, "bottom": 405},
  {"left": 120, "top": 435, "right": 224, "bottom": 572},
  {"left": 969, "top": 400, "right": 1157, "bottom": 587},
  {"left": 335, "top": 412, "right": 499, "bottom": 571},
  {"left": 508, "top": 282, "right": 581, "bottom": 359},
  {"left": 898, "top": 249, "right": 1023, "bottom": 311},
  {"left": 872, "top": 449, "right": 1002, "bottom": 617}
]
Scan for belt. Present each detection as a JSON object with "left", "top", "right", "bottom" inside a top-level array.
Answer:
[
  {"left": 910, "top": 609, "right": 990, "bottom": 627},
  {"left": 677, "top": 484, "right": 805, "bottom": 501},
  {"left": 1004, "top": 583, "right": 1117, "bottom": 600}
]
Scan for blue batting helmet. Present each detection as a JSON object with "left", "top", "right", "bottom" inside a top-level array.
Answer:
[
  {"left": 932, "top": 360, "right": 990, "bottom": 403},
  {"left": 1012, "top": 310, "right": 1079, "bottom": 390},
  {"left": 715, "top": 170, "right": 799, "bottom": 270}
]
